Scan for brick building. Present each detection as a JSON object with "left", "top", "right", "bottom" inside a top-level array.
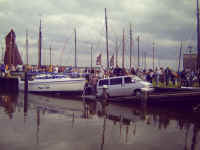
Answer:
[{"left": 183, "top": 53, "right": 197, "bottom": 71}]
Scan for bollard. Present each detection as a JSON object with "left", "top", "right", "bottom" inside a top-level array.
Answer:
[
  {"left": 140, "top": 88, "right": 149, "bottom": 105},
  {"left": 102, "top": 85, "right": 108, "bottom": 104},
  {"left": 24, "top": 71, "right": 28, "bottom": 116},
  {"left": 24, "top": 71, "right": 28, "bottom": 93}
]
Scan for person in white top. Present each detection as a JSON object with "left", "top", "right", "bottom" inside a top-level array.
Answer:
[
  {"left": 155, "top": 67, "right": 162, "bottom": 87},
  {"left": 54, "top": 66, "right": 59, "bottom": 73}
]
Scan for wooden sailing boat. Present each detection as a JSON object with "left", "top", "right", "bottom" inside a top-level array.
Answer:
[{"left": 4, "top": 29, "right": 23, "bottom": 66}]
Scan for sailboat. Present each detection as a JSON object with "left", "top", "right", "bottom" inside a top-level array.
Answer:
[
  {"left": 18, "top": 22, "right": 86, "bottom": 93},
  {"left": 18, "top": 73, "right": 86, "bottom": 93}
]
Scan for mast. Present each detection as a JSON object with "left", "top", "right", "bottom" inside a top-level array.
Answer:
[
  {"left": 74, "top": 28, "right": 77, "bottom": 68},
  {"left": 153, "top": 41, "right": 155, "bottom": 71},
  {"left": 144, "top": 52, "right": 147, "bottom": 70},
  {"left": 49, "top": 45, "right": 52, "bottom": 66},
  {"left": 26, "top": 30, "right": 28, "bottom": 65},
  {"left": 178, "top": 41, "right": 182, "bottom": 73},
  {"left": 137, "top": 36, "right": 140, "bottom": 68},
  {"left": 122, "top": 29, "right": 125, "bottom": 68},
  {"left": 115, "top": 40, "right": 119, "bottom": 67},
  {"left": 9, "top": 31, "right": 12, "bottom": 66},
  {"left": 91, "top": 44, "right": 93, "bottom": 70},
  {"left": 38, "top": 19, "right": 42, "bottom": 68},
  {"left": 1, "top": 39, "right": 3, "bottom": 64},
  {"left": 105, "top": 8, "right": 109, "bottom": 69},
  {"left": 197, "top": 0, "right": 200, "bottom": 71},
  {"left": 130, "top": 24, "right": 133, "bottom": 69},
  {"left": 142, "top": 51, "right": 144, "bottom": 69}
]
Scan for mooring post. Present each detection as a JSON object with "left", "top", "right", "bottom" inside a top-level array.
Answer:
[
  {"left": 24, "top": 71, "right": 28, "bottom": 94},
  {"left": 141, "top": 88, "right": 149, "bottom": 105},
  {"left": 24, "top": 68, "right": 28, "bottom": 115},
  {"left": 102, "top": 85, "right": 108, "bottom": 104}
]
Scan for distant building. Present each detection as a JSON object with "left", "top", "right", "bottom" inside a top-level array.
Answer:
[{"left": 183, "top": 53, "right": 197, "bottom": 71}]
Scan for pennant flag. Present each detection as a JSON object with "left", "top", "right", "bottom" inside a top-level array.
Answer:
[
  {"left": 96, "top": 54, "right": 101, "bottom": 65},
  {"left": 110, "top": 54, "right": 114, "bottom": 67}
]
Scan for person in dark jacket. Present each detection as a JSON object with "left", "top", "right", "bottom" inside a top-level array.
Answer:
[{"left": 165, "top": 67, "right": 171, "bottom": 87}]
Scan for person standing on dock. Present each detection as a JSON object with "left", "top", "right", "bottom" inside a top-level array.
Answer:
[
  {"left": 155, "top": 67, "right": 161, "bottom": 87},
  {"left": 0, "top": 64, "right": 5, "bottom": 77},
  {"left": 164, "top": 67, "right": 171, "bottom": 87},
  {"left": 197, "top": 70, "right": 200, "bottom": 87},
  {"left": 180, "top": 69, "right": 186, "bottom": 87}
]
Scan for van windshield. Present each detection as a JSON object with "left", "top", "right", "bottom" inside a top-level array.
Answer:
[{"left": 132, "top": 76, "right": 142, "bottom": 81}]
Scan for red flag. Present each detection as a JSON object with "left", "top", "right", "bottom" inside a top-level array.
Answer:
[
  {"left": 96, "top": 54, "right": 101, "bottom": 65},
  {"left": 110, "top": 55, "right": 114, "bottom": 67}
]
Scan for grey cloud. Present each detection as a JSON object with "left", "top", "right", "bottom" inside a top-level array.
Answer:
[{"left": 0, "top": 0, "right": 198, "bottom": 69}]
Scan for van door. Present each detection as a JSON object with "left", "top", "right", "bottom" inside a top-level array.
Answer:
[
  {"left": 109, "top": 77, "right": 123, "bottom": 96},
  {"left": 97, "top": 79, "right": 109, "bottom": 96},
  {"left": 124, "top": 76, "right": 135, "bottom": 95}
]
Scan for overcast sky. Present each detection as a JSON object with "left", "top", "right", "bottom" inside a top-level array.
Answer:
[{"left": 0, "top": 0, "right": 198, "bottom": 70}]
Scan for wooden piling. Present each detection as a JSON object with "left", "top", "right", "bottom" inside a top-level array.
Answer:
[
  {"left": 24, "top": 71, "right": 28, "bottom": 93},
  {"left": 140, "top": 90, "right": 149, "bottom": 105},
  {"left": 24, "top": 71, "right": 28, "bottom": 115},
  {"left": 103, "top": 85, "right": 108, "bottom": 104}
]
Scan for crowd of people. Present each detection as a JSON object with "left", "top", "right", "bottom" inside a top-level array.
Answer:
[
  {"left": 1, "top": 63, "right": 200, "bottom": 88},
  {"left": 92, "top": 66, "right": 200, "bottom": 88},
  {"left": 129, "top": 67, "right": 200, "bottom": 87}
]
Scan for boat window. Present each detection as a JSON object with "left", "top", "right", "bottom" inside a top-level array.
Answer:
[
  {"left": 99, "top": 79, "right": 108, "bottom": 86},
  {"left": 124, "top": 77, "right": 132, "bottom": 84},
  {"left": 110, "top": 78, "right": 122, "bottom": 85}
]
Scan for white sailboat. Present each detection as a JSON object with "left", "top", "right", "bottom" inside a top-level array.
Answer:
[
  {"left": 18, "top": 22, "right": 86, "bottom": 93},
  {"left": 18, "top": 73, "right": 86, "bottom": 93}
]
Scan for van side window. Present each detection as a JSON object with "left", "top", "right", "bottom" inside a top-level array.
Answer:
[
  {"left": 124, "top": 77, "right": 132, "bottom": 84},
  {"left": 110, "top": 78, "right": 122, "bottom": 85},
  {"left": 99, "top": 79, "right": 108, "bottom": 86}
]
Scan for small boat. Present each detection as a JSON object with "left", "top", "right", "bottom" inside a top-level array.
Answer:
[{"left": 18, "top": 73, "right": 86, "bottom": 93}]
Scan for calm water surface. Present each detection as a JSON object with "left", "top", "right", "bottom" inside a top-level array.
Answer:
[{"left": 0, "top": 92, "right": 200, "bottom": 150}]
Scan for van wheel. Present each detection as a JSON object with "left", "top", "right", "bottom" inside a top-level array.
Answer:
[{"left": 134, "top": 90, "right": 141, "bottom": 99}]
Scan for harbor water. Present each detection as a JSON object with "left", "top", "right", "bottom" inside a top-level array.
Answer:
[{"left": 0, "top": 92, "right": 200, "bottom": 150}]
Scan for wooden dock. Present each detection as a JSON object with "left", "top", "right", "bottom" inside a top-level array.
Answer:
[
  {"left": 0, "top": 77, "right": 19, "bottom": 93},
  {"left": 82, "top": 87, "right": 200, "bottom": 104}
]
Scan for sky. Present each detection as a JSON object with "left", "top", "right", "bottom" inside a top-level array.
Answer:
[{"left": 0, "top": 0, "right": 198, "bottom": 70}]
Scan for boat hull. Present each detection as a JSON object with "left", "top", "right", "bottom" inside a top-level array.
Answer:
[{"left": 19, "top": 78, "right": 86, "bottom": 93}]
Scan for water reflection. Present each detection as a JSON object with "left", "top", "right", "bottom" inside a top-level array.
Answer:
[
  {"left": 83, "top": 99, "right": 200, "bottom": 148},
  {"left": 0, "top": 93, "right": 200, "bottom": 149},
  {"left": 36, "top": 107, "right": 40, "bottom": 145},
  {"left": 0, "top": 93, "right": 18, "bottom": 119}
]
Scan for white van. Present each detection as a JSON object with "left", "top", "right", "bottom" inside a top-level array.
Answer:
[{"left": 96, "top": 75, "right": 154, "bottom": 97}]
